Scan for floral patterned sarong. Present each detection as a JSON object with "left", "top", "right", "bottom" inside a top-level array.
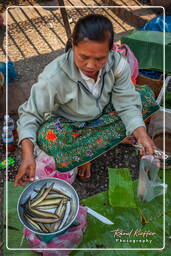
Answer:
[{"left": 37, "top": 85, "right": 159, "bottom": 172}]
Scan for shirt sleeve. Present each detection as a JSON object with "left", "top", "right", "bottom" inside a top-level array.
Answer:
[
  {"left": 17, "top": 79, "right": 59, "bottom": 145},
  {"left": 112, "top": 58, "right": 146, "bottom": 136}
]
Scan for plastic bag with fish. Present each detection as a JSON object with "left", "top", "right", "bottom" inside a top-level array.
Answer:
[{"left": 137, "top": 155, "right": 167, "bottom": 202}]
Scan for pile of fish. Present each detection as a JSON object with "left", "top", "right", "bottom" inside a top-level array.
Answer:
[{"left": 21, "top": 182, "right": 74, "bottom": 233}]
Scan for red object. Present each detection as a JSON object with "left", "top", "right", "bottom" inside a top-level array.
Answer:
[
  {"left": 8, "top": 143, "right": 16, "bottom": 152},
  {"left": 46, "top": 130, "right": 57, "bottom": 141},
  {"left": 72, "top": 133, "right": 80, "bottom": 138},
  {"left": 3, "top": 142, "right": 16, "bottom": 152},
  {"left": 13, "top": 129, "right": 18, "bottom": 140}
]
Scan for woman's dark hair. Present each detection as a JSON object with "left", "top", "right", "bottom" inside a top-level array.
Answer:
[{"left": 65, "top": 14, "right": 114, "bottom": 52}]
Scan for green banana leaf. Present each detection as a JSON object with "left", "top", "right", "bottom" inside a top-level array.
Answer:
[
  {"left": 76, "top": 192, "right": 163, "bottom": 250},
  {"left": 3, "top": 183, "right": 35, "bottom": 255},
  {"left": 4, "top": 168, "right": 171, "bottom": 255},
  {"left": 108, "top": 168, "right": 137, "bottom": 208},
  {"left": 72, "top": 168, "right": 171, "bottom": 253},
  {"left": 72, "top": 194, "right": 171, "bottom": 255}
]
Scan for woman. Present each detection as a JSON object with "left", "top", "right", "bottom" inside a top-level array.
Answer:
[{"left": 14, "top": 14, "right": 159, "bottom": 186}]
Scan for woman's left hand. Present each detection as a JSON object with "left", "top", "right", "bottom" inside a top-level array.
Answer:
[{"left": 132, "top": 126, "right": 156, "bottom": 156}]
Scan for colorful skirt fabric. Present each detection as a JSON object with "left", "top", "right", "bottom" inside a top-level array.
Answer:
[{"left": 37, "top": 85, "right": 159, "bottom": 172}]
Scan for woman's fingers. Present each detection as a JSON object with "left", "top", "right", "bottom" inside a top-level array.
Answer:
[
  {"left": 14, "top": 168, "right": 26, "bottom": 187},
  {"left": 133, "top": 127, "right": 158, "bottom": 156},
  {"left": 14, "top": 160, "right": 36, "bottom": 187},
  {"left": 18, "top": 179, "right": 27, "bottom": 187},
  {"left": 140, "top": 147, "right": 145, "bottom": 156},
  {"left": 137, "top": 136, "right": 157, "bottom": 156},
  {"left": 144, "top": 144, "right": 154, "bottom": 155},
  {"left": 29, "top": 166, "right": 35, "bottom": 181}
]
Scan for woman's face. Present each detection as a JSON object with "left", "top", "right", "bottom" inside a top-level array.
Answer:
[{"left": 72, "top": 39, "right": 110, "bottom": 79}]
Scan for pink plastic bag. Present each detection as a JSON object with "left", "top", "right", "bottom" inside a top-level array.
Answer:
[
  {"left": 112, "top": 43, "right": 139, "bottom": 84},
  {"left": 35, "top": 151, "right": 77, "bottom": 184},
  {"left": 35, "top": 151, "right": 56, "bottom": 178},
  {"left": 24, "top": 206, "right": 87, "bottom": 256}
]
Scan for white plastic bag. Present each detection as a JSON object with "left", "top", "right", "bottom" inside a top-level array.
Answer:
[{"left": 137, "top": 155, "right": 167, "bottom": 202}]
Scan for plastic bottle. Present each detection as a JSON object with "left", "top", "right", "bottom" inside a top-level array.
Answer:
[
  {"left": 2, "top": 126, "right": 16, "bottom": 152},
  {"left": 3, "top": 114, "right": 17, "bottom": 139}
]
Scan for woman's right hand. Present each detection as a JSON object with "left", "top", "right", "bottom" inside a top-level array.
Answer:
[{"left": 14, "top": 156, "right": 36, "bottom": 187}]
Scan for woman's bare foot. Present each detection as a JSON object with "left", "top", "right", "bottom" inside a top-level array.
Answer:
[{"left": 78, "top": 162, "right": 91, "bottom": 178}]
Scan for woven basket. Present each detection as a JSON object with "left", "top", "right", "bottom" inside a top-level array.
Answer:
[
  {"left": 148, "top": 76, "right": 171, "bottom": 168},
  {"left": 136, "top": 74, "right": 163, "bottom": 97}
]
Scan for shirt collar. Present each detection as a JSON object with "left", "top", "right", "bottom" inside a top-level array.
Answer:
[{"left": 79, "top": 69, "right": 102, "bottom": 82}]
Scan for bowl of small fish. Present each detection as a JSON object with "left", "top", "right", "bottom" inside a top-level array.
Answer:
[{"left": 17, "top": 177, "right": 79, "bottom": 236}]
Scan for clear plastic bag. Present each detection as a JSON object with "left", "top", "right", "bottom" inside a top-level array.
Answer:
[{"left": 137, "top": 155, "right": 167, "bottom": 202}]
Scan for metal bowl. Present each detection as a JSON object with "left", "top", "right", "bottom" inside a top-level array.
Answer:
[{"left": 17, "top": 178, "right": 79, "bottom": 236}]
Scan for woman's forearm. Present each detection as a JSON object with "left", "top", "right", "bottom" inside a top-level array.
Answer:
[{"left": 21, "top": 138, "right": 34, "bottom": 159}]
